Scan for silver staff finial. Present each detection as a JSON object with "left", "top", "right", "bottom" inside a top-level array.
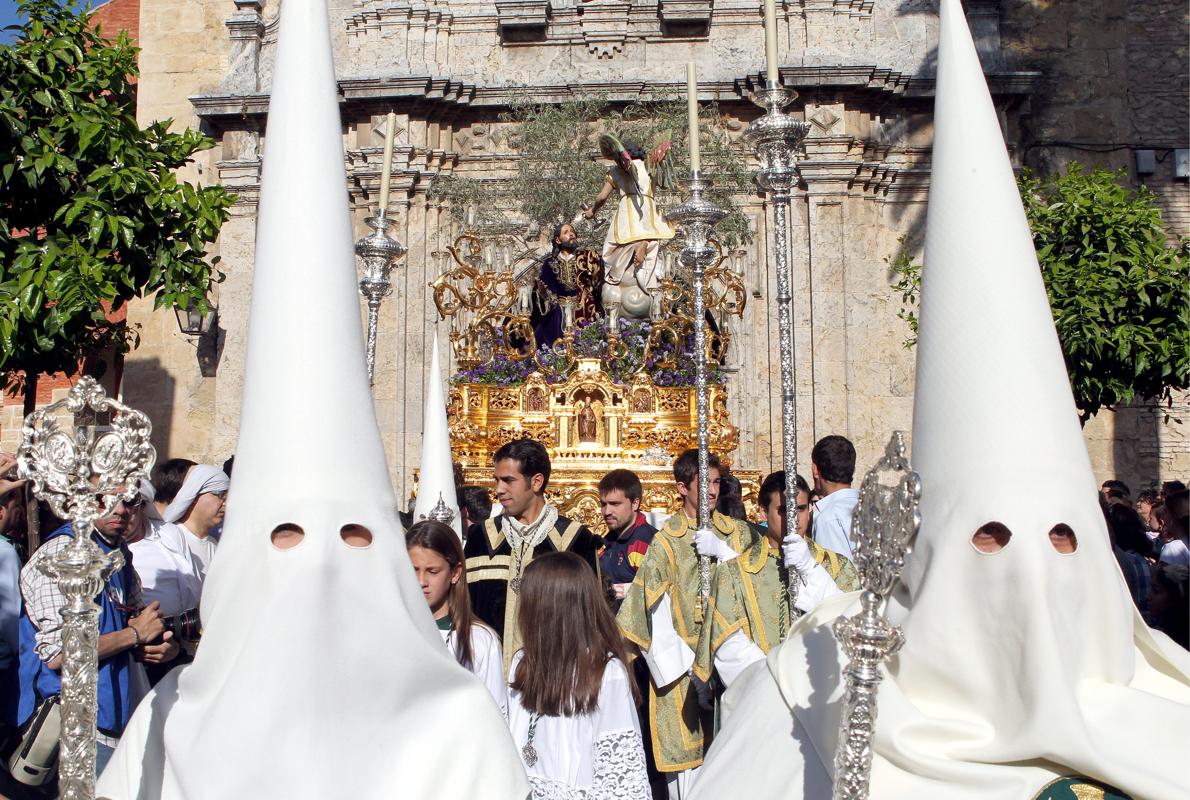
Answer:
[
  {"left": 355, "top": 208, "right": 407, "bottom": 385},
  {"left": 425, "top": 493, "right": 456, "bottom": 526},
  {"left": 745, "top": 80, "right": 811, "bottom": 615},
  {"left": 664, "top": 173, "right": 727, "bottom": 612},
  {"left": 831, "top": 431, "right": 921, "bottom": 800}
]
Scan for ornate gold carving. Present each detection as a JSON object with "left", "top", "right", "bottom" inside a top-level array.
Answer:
[
  {"left": 657, "top": 389, "right": 689, "bottom": 412},
  {"left": 489, "top": 391, "right": 519, "bottom": 410},
  {"left": 449, "top": 361, "right": 756, "bottom": 528}
]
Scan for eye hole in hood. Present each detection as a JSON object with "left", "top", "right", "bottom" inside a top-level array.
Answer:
[
  {"left": 1048, "top": 523, "right": 1078, "bottom": 554},
  {"left": 971, "top": 521, "right": 1012, "bottom": 554},
  {"left": 340, "top": 524, "right": 373, "bottom": 549},
  {"left": 271, "top": 523, "right": 305, "bottom": 551}
]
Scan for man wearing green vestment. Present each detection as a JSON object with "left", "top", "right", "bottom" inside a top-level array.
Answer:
[
  {"left": 695, "top": 470, "right": 858, "bottom": 686},
  {"left": 616, "top": 449, "right": 758, "bottom": 796}
]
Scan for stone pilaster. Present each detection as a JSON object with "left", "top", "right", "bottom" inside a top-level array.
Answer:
[
  {"left": 221, "top": 0, "right": 265, "bottom": 93},
  {"left": 797, "top": 97, "right": 859, "bottom": 446}
]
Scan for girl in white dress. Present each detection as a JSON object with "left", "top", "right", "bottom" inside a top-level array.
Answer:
[
  {"left": 508, "top": 551, "right": 650, "bottom": 800},
  {"left": 406, "top": 520, "right": 505, "bottom": 713}
]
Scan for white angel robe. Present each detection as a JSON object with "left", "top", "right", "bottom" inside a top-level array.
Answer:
[
  {"left": 441, "top": 620, "right": 506, "bottom": 715},
  {"left": 507, "top": 653, "right": 650, "bottom": 800}
]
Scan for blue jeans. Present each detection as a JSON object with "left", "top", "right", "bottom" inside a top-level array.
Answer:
[{"left": 96, "top": 741, "right": 116, "bottom": 777}]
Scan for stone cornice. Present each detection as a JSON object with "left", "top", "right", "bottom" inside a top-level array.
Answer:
[{"left": 192, "top": 67, "right": 1039, "bottom": 127}]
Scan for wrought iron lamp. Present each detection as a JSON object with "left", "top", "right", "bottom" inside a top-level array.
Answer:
[{"left": 174, "top": 299, "right": 217, "bottom": 337}]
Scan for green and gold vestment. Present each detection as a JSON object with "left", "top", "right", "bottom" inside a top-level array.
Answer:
[
  {"left": 694, "top": 534, "right": 858, "bottom": 682},
  {"left": 615, "top": 510, "right": 758, "bottom": 772}
]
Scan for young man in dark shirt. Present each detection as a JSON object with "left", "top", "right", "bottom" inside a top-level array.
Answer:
[{"left": 597, "top": 469, "right": 657, "bottom": 604}]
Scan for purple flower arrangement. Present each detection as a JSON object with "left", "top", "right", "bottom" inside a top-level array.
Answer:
[{"left": 451, "top": 317, "right": 724, "bottom": 388}]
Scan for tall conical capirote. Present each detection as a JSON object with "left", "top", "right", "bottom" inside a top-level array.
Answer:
[
  {"left": 412, "top": 332, "right": 462, "bottom": 538},
  {"left": 96, "top": 2, "right": 529, "bottom": 797},
  {"left": 741, "top": 3, "right": 1190, "bottom": 798},
  {"left": 861, "top": 0, "right": 1190, "bottom": 795}
]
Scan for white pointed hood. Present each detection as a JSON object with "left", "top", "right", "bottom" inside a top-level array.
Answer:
[
  {"left": 97, "top": 2, "right": 528, "bottom": 798},
  {"left": 412, "top": 333, "right": 462, "bottom": 538},
  {"left": 765, "top": 1, "right": 1190, "bottom": 797}
]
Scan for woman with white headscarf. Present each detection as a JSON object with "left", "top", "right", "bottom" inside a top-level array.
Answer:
[{"left": 162, "top": 465, "right": 230, "bottom": 578}]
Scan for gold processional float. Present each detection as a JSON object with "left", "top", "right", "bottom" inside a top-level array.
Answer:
[{"left": 429, "top": 219, "right": 759, "bottom": 531}]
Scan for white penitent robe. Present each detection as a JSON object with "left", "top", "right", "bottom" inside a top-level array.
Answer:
[
  {"left": 692, "top": 591, "right": 1190, "bottom": 800},
  {"left": 94, "top": 0, "right": 530, "bottom": 796},
  {"left": 690, "top": 656, "right": 833, "bottom": 800},
  {"left": 508, "top": 653, "right": 650, "bottom": 800},
  {"left": 442, "top": 622, "right": 507, "bottom": 715}
]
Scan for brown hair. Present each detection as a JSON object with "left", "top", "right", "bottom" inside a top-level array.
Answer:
[
  {"left": 406, "top": 520, "right": 479, "bottom": 670},
  {"left": 511, "top": 551, "right": 637, "bottom": 716},
  {"left": 673, "top": 448, "right": 721, "bottom": 487},
  {"left": 598, "top": 468, "right": 643, "bottom": 503}
]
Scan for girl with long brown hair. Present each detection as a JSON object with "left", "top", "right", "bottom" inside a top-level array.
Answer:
[
  {"left": 406, "top": 520, "right": 504, "bottom": 712},
  {"left": 508, "top": 551, "right": 649, "bottom": 799}
]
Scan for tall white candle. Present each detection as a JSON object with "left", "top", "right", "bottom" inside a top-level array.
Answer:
[
  {"left": 764, "top": 0, "right": 779, "bottom": 84},
  {"left": 378, "top": 111, "right": 396, "bottom": 211},
  {"left": 686, "top": 62, "right": 701, "bottom": 174}
]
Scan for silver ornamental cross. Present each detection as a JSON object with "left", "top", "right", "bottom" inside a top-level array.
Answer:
[
  {"left": 18, "top": 376, "right": 156, "bottom": 800},
  {"left": 831, "top": 431, "right": 921, "bottom": 800}
]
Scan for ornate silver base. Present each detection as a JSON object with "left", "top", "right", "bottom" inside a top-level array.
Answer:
[
  {"left": 18, "top": 377, "right": 156, "bottom": 800},
  {"left": 830, "top": 432, "right": 921, "bottom": 800}
]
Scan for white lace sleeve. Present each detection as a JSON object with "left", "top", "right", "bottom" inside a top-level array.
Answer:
[
  {"left": 591, "top": 659, "right": 650, "bottom": 800},
  {"left": 591, "top": 729, "right": 650, "bottom": 800}
]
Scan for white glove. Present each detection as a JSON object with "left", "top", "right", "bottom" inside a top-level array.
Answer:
[
  {"left": 782, "top": 533, "right": 816, "bottom": 574},
  {"left": 693, "top": 529, "right": 738, "bottom": 562},
  {"left": 613, "top": 582, "right": 631, "bottom": 600}
]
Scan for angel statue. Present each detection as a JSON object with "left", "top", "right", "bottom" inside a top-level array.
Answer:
[{"left": 583, "top": 133, "right": 676, "bottom": 327}]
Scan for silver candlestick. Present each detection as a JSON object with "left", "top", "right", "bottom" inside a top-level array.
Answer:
[
  {"left": 664, "top": 173, "right": 727, "bottom": 610},
  {"left": 831, "top": 431, "right": 921, "bottom": 800},
  {"left": 745, "top": 81, "right": 811, "bottom": 620},
  {"left": 354, "top": 207, "right": 407, "bottom": 384},
  {"left": 18, "top": 376, "right": 156, "bottom": 800}
]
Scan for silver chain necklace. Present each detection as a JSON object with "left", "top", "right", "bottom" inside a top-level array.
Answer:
[{"left": 506, "top": 509, "right": 552, "bottom": 593}]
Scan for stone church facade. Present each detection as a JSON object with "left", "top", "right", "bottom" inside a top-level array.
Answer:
[{"left": 4, "top": 0, "right": 1185, "bottom": 498}]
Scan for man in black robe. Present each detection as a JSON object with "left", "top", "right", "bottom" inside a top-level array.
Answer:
[{"left": 464, "top": 438, "right": 601, "bottom": 673}]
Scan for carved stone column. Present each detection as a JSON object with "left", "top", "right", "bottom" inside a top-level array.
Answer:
[{"left": 221, "top": 0, "right": 264, "bottom": 93}]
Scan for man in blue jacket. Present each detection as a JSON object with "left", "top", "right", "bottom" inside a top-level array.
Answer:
[{"left": 18, "top": 489, "right": 179, "bottom": 772}]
